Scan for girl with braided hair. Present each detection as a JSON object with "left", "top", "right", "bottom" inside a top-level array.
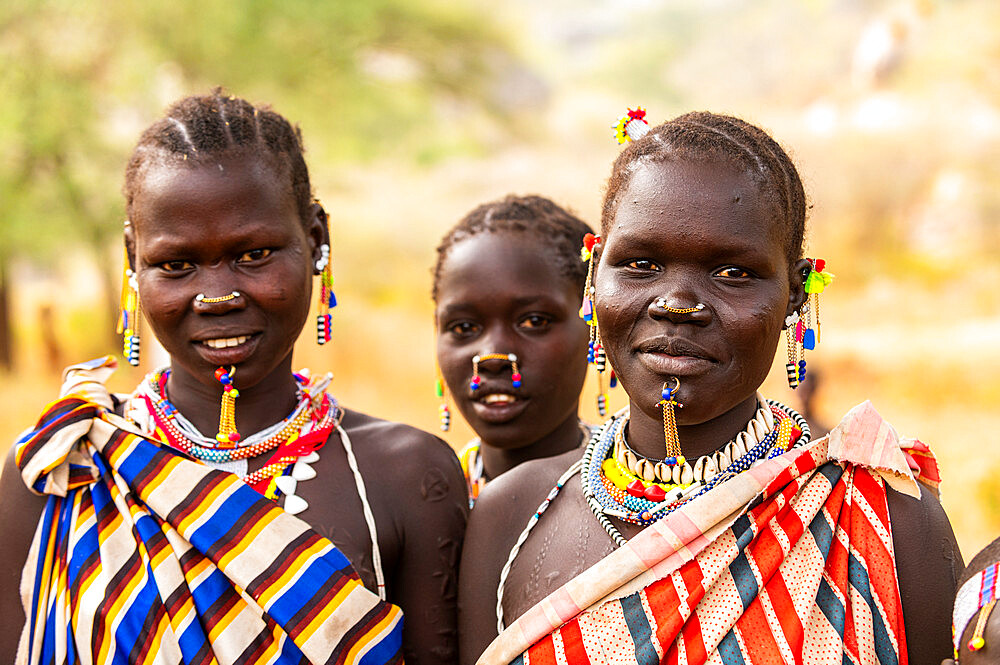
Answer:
[
  {"left": 459, "top": 112, "right": 961, "bottom": 665},
  {"left": 0, "top": 92, "right": 467, "bottom": 664}
]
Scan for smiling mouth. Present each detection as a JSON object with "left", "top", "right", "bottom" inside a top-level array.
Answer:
[
  {"left": 480, "top": 392, "right": 519, "bottom": 405},
  {"left": 201, "top": 335, "right": 251, "bottom": 349}
]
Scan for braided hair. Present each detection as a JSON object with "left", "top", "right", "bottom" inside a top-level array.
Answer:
[
  {"left": 124, "top": 90, "right": 313, "bottom": 224},
  {"left": 432, "top": 194, "right": 594, "bottom": 301},
  {"left": 602, "top": 112, "right": 807, "bottom": 264}
]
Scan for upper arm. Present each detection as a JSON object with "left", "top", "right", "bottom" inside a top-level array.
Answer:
[
  {"left": 887, "top": 482, "right": 963, "bottom": 665},
  {"left": 388, "top": 432, "right": 468, "bottom": 665},
  {"left": 0, "top": 446, "right": 48, "bottom": 663}
]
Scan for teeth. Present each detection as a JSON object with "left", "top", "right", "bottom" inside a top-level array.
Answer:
[
  {"left": 204, "top": 336, "right": 248, "bottom": 349},
  {"left": 483, "top": 393, "right": 516, "bottom": 404}
]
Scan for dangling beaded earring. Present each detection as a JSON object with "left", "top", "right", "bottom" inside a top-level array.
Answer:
[
  {"left": 580, "top": 233, "right": 614, "bottom": 416},
  {"left": 214, "top": 366, "right": 240, "bottom": 447},
  {"left": 470, "top": 354, "right": 520, "bottom": 391},
  {"left": 658, "top": 377, "right": 684, "bottom": 464},
  {"left": 435, "top": 367, "right": 451, "bottom": 432},
  {"left": 315, "top": 207, "right": 337, "bottom": 345},
  {"left": 116, "top": 240, "right": 140, "bottom": 367},
  {"left": 785, "top": 258, "right": 833, "bottom": 389}
]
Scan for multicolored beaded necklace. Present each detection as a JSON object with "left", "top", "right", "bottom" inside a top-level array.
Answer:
[
  {"left": 582, "top": 400, "right": 809, "bottom": 546},
  {"left": 130, "top": 368, "right": 340, "bottom": 504}
]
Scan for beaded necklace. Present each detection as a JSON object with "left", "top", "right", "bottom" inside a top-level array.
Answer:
[{"left": 128, "top": 368, "right": 341, "bottom": 510}]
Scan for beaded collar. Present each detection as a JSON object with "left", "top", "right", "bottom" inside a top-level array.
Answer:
[
  {"left": 953, "top": 561, "right": 1000, "bottom": 657},
  {"left": 126, "top": 368, "right": 341, "bottom": 514},
  {"left": 582, "top": 400, "right": 809, "bottom": 546}
]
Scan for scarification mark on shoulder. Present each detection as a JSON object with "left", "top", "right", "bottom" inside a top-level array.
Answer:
[{"left": 421, "top": 467, "right": 450, "bottom": 502}]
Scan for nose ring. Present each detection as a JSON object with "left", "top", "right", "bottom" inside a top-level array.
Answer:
[
  {"left": 654, "top": 298, "right": 705, "bottom": 314},
  {"left": 470, "top": 353, "right": 521, "bottom": 391},
  {"left": 196, "top": 291, "right": 241, "bottom": 303}
]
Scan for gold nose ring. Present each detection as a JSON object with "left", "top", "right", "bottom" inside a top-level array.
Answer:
[
  {"left": 195, "top": 291, "right": 241, "bottom": 303},
  {"left": 654, "top": 298, "right": 705, "bottom": 314}
]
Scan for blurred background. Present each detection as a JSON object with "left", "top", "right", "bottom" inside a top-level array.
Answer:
[{"left": 1, "top": 0, "right": 998, "bottom": 557}]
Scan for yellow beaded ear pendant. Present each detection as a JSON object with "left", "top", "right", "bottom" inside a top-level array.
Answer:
[
  {"left": 658, "top": 378, "right": 683, "bottom": 464},
  {"left": 116, "top": 244, "right": 141, "bottom": 367},
  {"left": 214, "top": 366, "right": 240, "bottom": 448}
]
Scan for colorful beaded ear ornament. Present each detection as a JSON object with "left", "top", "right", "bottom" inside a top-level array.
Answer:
[
  {"left": 953, "top": 561, "right": 999, "bottom": 657},
  {"left": 116, "top": 241, "right": 141, "bottom": 367},
  {"left": 214, "top": 366, "right": 241, "bottom": 447},
  {"left": 580, "top": 232, "right": 617, "bottom": 415},
  {"left": 658, "top": 377, "right": 683, "bottom": 463},
  {"left": 614, "top": 107, "right": 651, "bottom": 144},
  {"left": 435, "top": 367, "right": 451, "bottom": 432},
  {"left": 315, "top": 207, "right": 337, "bottom": 345},
  {"left": 654, "top": 298, "right": 705, "bottom": 315},
  {"left": 785, "top": 258, "right": 833, "bottom": 389},
  {"left": 470, "top": 353, "right": 520, "bottom": 391}
]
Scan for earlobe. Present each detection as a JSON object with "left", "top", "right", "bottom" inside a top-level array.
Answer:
[
  {"left": 307, "top": 201, "right": 331, "bottom": 275},
  {"left": 785, "top": 258, "right": 811, "bottom": 320}
]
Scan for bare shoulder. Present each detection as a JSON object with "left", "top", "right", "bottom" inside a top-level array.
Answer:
[
  {"left": 886, "top": 480, "right": 963, "bottom": 665},
  {"left": 474, "top": 446, "right": 582, "bottom": 524},
  {"left": 340, "top": 408, "right": 460, "bottom": 468}
]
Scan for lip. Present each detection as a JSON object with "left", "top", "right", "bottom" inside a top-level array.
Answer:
[
  {"left": 192, "top": 332, "right": 261, "bottom": 366},
  {"left": 635, "top": 337, "right": 716, "bottom": 376},
  {"left": 468, "top": 389, "right": 530, "bottom": 424}
]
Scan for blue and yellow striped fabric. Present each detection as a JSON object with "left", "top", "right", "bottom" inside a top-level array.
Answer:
[{"left": 15, "top": 396, "right": 403, "bottom": 665}]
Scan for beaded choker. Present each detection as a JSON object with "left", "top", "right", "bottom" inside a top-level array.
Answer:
[{"left": 582, "top": 400, "right": 809, "bottom": 546}]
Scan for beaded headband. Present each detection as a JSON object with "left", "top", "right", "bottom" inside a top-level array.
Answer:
[{"left": 954, "top": 561, "right": 1000, "bottom": 657}]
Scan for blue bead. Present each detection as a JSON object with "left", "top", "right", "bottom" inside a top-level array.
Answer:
[
  {"left": 798, "top": 360, "right": 806, "bottom": 367},
  {"left": 328, "top": 292, "right": 338, "bottom": 308},
  {"left": 470, "top": 382, "right": 479, "bottom": 390},
  {"left": 512, "top": 380, "right": 521, "bottom": 388}
]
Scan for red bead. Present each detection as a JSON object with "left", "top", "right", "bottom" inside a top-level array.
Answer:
[
  {"left": 643, "top": 485, "right": 666, "bottom": 502},
  {"left": 815, "top": 258, "right": 826, "bottom": 272},
  {"left": 583, "top": 233, "right": 599, "bottom": 251},
  {"left": 626, "top": 479, "right": 646, "bottom": 497},
  {"left": 229, "top": 432, "right": 240, "bottom": 442},
  {"left": 511, "top": 373, "right": 521, "bottom": 382},
  {"left": 214, "top": 367, "right": 227, "bottom": 380}
]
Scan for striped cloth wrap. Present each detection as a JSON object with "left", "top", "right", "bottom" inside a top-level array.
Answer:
[
  {"left": 480, "top": 401, "right": 938, "bottom": 665},
  {"left": 14, "top": 357, "right": 403, "bottom": 665}
]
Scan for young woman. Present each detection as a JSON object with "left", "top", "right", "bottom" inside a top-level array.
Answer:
[
  {"left": 433, "top": 195, "right": 594, "bottom": 504},
  {"left": 459, "top": 111, "right": 962, "bottom": 665},
  {"left": 0, "top": 92, "right": 467, "bottom": 664}
]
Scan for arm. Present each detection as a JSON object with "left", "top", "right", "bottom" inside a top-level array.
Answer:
[
  {"left": 0, "top": 446, "right": 49, "bottom": 663},
  {"left": 887, "top": 482, "right": 963, "bottom": 665},
  {"left": 390, "top": 433, "right": 469, "bottom": 665}
]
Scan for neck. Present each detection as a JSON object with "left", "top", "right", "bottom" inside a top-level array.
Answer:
[
  {"left": 164, "top": 360, "right": 300, "bottom": 438},
  {"left": 480, "top": 409, "right": 585, "bottom": 481},
  {"left": 625, "top": 394, "right": 759, "bottom": 461}
]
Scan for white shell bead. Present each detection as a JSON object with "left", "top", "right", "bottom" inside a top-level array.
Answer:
[
  {"left": 762, "top": 406, "right": 775, "bottom": 430},
  {"left": 284, "top": 494, "right": 309, "bottom": 515},
  {"left": 680, "top": 465, "right": 694, "bottom": 485},
  {"left": 292, "top": 461, "right": 316, "bottom": 481},
  {"left": 671, "top": 464, "right": 683, "bottom": 484},
  {"left": 638, "top": 459, "right": 655, "bottom": 482},
  {"left": 654, "top": 462, "right": 671, "bottom": 483},
  {"left": 625, "top": 451, "right": 639, "bottom": 473},
  {"left": 751, "top": 419, "right": 767, "bottom": 443},
  {"left": 703, "top": 457, "right": 718, "bottom": 480},
  {"left": 275, "top": 476, "right": 297, "bottom": 496},
  {"left": 725, "top": 441, "right": 741, "bottom": 463},
  {"left": 735, "top": 432, "right": 749, "bottom": 454},
  {"left": 301, "top": 451, "right": 320, "bottom": 464},
  {"left": 715, "top": 450, "right": 730, "bottom": 471}
]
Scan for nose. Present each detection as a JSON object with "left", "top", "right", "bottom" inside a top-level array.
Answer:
[{"left": 648, "top": 291, "right": 711, "bottom": 324}]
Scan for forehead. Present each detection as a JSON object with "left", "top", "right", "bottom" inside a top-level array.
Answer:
[
  {"left": 131, "top": 156, "right": 299, "bottom": 236},
  {"left": 436, "top": 231, "right": 578, "bottom": 307},
  {"left": 610, "top": 159, "right": 784, "bottom": 255}
]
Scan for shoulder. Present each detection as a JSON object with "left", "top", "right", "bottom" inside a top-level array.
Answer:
[{"left": 340, "top": 408, "right": 457, "bottom": 460}]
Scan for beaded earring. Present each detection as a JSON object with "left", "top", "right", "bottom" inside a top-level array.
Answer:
[
  {"left": 658, "top": 377, "right": 684, "bottom": 463},
  {"left": 435, "top": 368, "right": 451, "bottom": 432},
  {"left": 470, "top": 353, "right": 520, "bottom": 391},
  {"left": 116, "top": 242, "right": 140, "bottom": 367},
  {"left": 214, "top": 366, "right": 241, "bottom": 447},
  {"left": 785, "top": 258, "right": 833, "bottom": 389},
  {"left": 614, "top": 107, "right": 651, "bottom": 144},
  {"left": 579, "top": 232, "right": 615, "bottom": 416},
  {"left": 315, "top": 207, "right": 337, "bottom": 345}
]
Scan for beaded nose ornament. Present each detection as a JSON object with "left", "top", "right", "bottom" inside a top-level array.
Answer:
[
  {"left": 658, "top": 377, "right": 684, "bottom": 464},
  {"left": 196, "top": 291, "right": 240, "bottom": 304},
  {"left": 470, "top": 353, "right": 520, "bottom": 391},
  {"left": 214, "top": 366, "right": 241, "bottom": 447},
  {"left": 654, "top": 298, "right": 705, "bottom": 315}
]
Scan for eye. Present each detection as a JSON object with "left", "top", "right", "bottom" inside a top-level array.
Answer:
[
  {"left": 237, "top": 248, "right": 272, "bottom": 263},
  {"left": 625, "top": 259, "right": 662, "bottom": 271},
  {"left": 715, "top": 266, "right": 753, "bottom": 279},
  {"left": 446, "top": 321, "right": 480, "bottom": 338},
  {"left": 159, "top": 260, "right": 194, "bottom": 272},
  {"left": 518, "top": 314, "right": 551, "bottom": 330}
]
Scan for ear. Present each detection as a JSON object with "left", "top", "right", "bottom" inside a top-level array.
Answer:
[
  {"left": 124, "top": 222, "right": 136, "bottom": 272},
  {"left": 785, "top": 258, "right": 811, "bottom": 323},
  {"left": 306, "top": 201, "right": 330, "bottom": 275}
]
